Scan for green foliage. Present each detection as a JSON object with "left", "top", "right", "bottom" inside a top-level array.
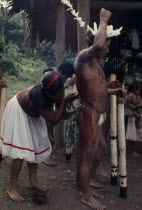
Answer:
[
  {"left": 66, "top": 48, "right": 76, "bottom": 64},
  {"left": 4, "top": 14, "right": 24, "bottom": 46},
  {"left": 35, "top": 42, "right": 56, "bottom": 67},
  {"left": 0, "top": 54, "right": 21, "bottom": 77},
  {"left": 34, "top": 42, "right": 76, "bottom": 68}
]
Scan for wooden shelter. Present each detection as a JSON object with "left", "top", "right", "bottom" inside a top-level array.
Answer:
[
  {"left": 8, "top": 0, "right": 142, "bottom": 50},
  {"left": 7, "top": 0, "right": 142, "bottom": 147}
]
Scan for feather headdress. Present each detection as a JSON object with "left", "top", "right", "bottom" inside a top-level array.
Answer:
[
  {"left": 61, "top": 0, "right": 123, "bottom": 38},
  {"left": 0, "top": 1, "right": 9, "bottom": 8}
]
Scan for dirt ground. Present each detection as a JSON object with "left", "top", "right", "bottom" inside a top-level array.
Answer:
[{"left": 0, "top": 143, "right": 142, "bottom": 210}]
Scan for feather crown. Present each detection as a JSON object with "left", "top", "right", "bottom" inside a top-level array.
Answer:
[{"left": 61, "top": 0, "right": 123, "bottom": 38}]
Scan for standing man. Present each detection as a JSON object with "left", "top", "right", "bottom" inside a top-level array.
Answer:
[{"left": 75, "top": 8, "right": 124, "bottom": 209}]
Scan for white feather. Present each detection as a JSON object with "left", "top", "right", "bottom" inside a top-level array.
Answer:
[{"left": 61, "top": 0, "right": 123, "bottom": 38}]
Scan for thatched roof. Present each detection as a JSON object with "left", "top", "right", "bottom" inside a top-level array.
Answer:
[{"left": 7, "top": 0, "right": 142, "bottom": 50}]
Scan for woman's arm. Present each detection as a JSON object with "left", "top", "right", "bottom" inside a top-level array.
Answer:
[{"left": 39, "top": 94, "right": 77, "bottom": 126}]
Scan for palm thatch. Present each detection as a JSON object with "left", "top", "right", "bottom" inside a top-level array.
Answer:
[
  {"left": 6, "top": 0, "right": 142, "bottom": 50},
  {"left": 7, "top": 0, "right": 59, "bottom": 48}
]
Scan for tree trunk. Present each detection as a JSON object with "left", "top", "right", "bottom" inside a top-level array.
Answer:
[
  {"left": 55, "top": 3, "right": 66, "bottom": 67},
  {"left": 54, "top": 2, "right": 66, "bottom": 148},
  {"left": 77, "top": 0, "right": 90, "bottom": 52},
  {"left": 21, "top": 12, "right": 27, "bottom": 44}
]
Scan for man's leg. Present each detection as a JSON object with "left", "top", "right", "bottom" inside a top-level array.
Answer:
[
  {"left": 7, "top": 159, "right": 25, "bottom": 202},
  {"left": 78, "top": 107, "right": 105, "bottom": 209},
  {"left": 90, "top": 125, "right": 107, "bottom": 188},
  {"left": 27, "top": 162, "right": 47, "bottom": 191}
]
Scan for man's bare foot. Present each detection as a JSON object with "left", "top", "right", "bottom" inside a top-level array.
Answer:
[
  {"left": 81, "top": 194, "right": 105, "bottom": 210},
  {"left": 90, "top": 179, "right": 104, "bottom": 189},
  {"left": 7, "top": 189, "right": 25, "bottom": 202},
  {"left": 133, "top": 152, "right": 141, "bottom": 158},
  {"left": 80, "top": 190, "right": 104, "bottom": 199},
  {"left": 28, "top": 182, "right": 48, "bottom": 192},
  {"left": 43, "top": 158, "right": 57, "bottom": 166}
]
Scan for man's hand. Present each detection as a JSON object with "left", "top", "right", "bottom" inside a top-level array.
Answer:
[
  {"left": 107, "top": 80, "right": 120, "bottom": 89},
  {"left": 100, "top": 8, "right": 111, "bottom": 22},
  {"left": 115, "top": 88, "right": 127, "bottom": 98}
]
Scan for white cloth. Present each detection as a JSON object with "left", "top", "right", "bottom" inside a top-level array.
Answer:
[
  {"left": 0, "top": 95, "right": 52, "bottom": 163},
  {"left": 98, "top": 114, "right": 104, "bottom": 126},
  {"left": 126, "top": 116, "right": 142, "bottom": 142}
]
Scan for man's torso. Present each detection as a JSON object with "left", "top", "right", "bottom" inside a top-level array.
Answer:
[{"left": 75, "top": 57, "right": 108, "bottom": 114}]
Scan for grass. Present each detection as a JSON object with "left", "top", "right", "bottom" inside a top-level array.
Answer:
[{"left": 4, "top": 57, "right": 47, "bottom": 100}]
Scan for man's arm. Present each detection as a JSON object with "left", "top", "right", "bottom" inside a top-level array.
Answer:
[
  {"left": 64, "top": 76, "right": 76, "bottom": 89},
  {"left": 131, "top": 94, "right": 140, "bottom": 105},
  {"left": 108, "top": 88, "right": 127, "bottom": 98},
  {"left": 77, "top": 8, "right": 111, "bottom": 62}
]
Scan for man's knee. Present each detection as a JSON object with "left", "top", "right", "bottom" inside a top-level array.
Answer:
[{"left": 79, "top": 149, "right": 94, "bottom": 164}]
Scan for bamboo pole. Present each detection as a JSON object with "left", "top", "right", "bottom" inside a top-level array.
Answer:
[
  {"left": 110, "top": 74, "right": 118, "bottom": 186},
  {"left": 118, "top": 98, "right": 127, "bottom": 198}
]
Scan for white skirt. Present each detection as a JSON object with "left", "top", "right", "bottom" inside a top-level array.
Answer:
[
  {"left": 126, "top": 116, "right": 142, "bottom": 142},
  {"left": 0, "top": 95, "right": 52, "bottom": 163}
]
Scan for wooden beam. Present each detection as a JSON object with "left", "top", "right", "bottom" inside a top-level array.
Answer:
[
  {"left": 77, "top": 0, "right": 90, "bottom": 52},
  {"left": 91, "top": 1, "right": 142, "bottom": 11}
]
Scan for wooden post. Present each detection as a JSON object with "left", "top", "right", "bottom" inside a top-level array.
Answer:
[
  {"left": 77, "top": 0, "right": 90, "bottom": 51},
  {"left": 0, "top": 67, "right": 6, "bottom": 162},
  {"left": 118, "top": 98, "right": 127, "bottom": 198},
  {"left": 54, "top": 2, "right": 66, "bottom": 148},
  {"left": 110, "top": 74, "right": 118, "bottom": 186}
]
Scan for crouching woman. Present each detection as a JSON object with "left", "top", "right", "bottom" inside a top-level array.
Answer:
[{"left": 0, "top": 73, "right": 75, "bottom": 202}]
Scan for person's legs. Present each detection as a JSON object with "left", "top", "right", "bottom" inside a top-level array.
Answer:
[
  {"left": 77, "top": 106, "right": 105, "bottom": 209},
  {"left": 90, "top": 125, "right": 107, "bottom": 189},
  {"left": 134, "top": 113, "right": 141, "bottom": 129},
  {"left": 43, "top": 157, "right": 57, "bottom": 166},
  {"left": 42, "top": 123, "right": 57, "bottom": 166},
  {"left": 131, "top": 141, "right": 140, "bottom": 157},
  {"left": 27, "top": 162, "right": 47, "bottom": 191},
  {"left": 7, "top": 159, "right": 25, "bottom": 202}
]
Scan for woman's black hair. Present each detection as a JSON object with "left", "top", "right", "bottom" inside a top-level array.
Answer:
[
  {"left": 128, "top": 81, "right": 141, "bottom": 93},
  {"left": 42, "top": 68, "right": 54, "bottom": 75},
  {"left": 29, "top": 85, "right": 53, "bottom": 109},
  {"left": 87, "top": 31, "right": 95, "bottom": 47},
  {"left": 104, "top": 61, "right": 116, "bottom": 75},
  {"left": 86, "top": 31, "right": 112, "bottom": 47},
  {"left": 58, "top": 62, "right": 74, "bottom": 78},
  {"left": 29, "top": 74, "right": 64, "bottom": 109},
  {"left": 42, "top": 74, "right": 63, "bottom": 95}
]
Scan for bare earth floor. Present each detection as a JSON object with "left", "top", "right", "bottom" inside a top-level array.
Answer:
[{"left": 0, "top": 148, "right": 142, "bottom": 210}]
